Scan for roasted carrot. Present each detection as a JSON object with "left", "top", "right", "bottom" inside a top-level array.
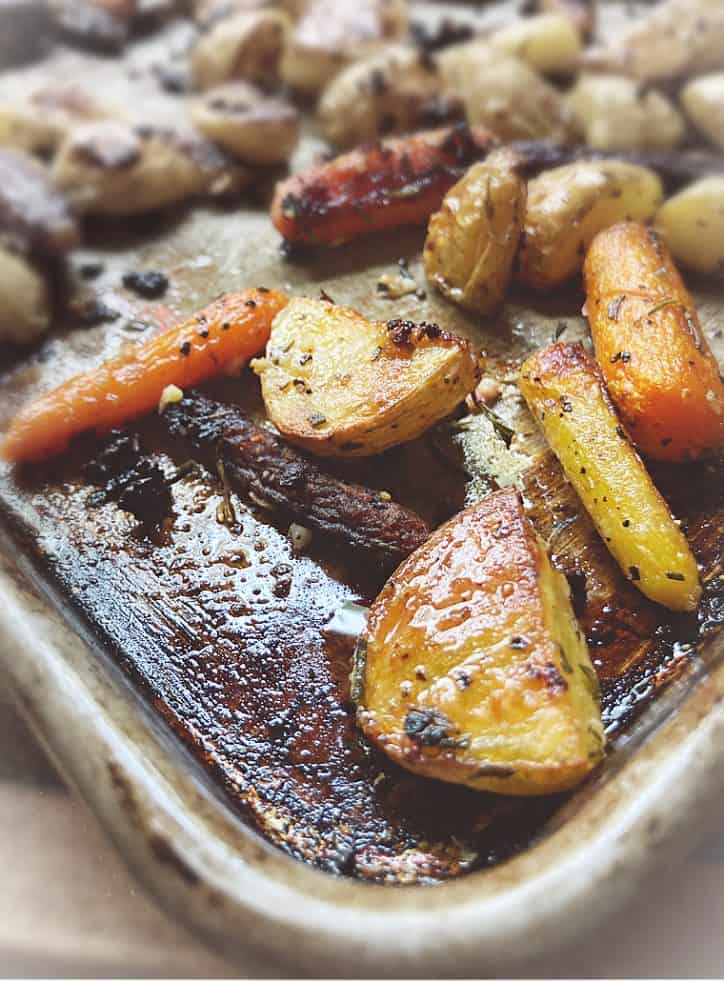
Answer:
[
  {"left": 271, "top": 123, "right": 496, "bottom": 247},
  {"left": 1, "top": 287, "right": 288, "bottom": 463},
  {"left": 584, "top": 222, "right": 724, "bottom": 462}
]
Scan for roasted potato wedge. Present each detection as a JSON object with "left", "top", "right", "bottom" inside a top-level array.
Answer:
[
  {"left": 423, "top": 147, "right": 526, "bottom": 314},
  {"left": 655, "top": 177, "right": 724, "bottom": 277},
  {"left": 437, "top": 41, "right": 578, "bottom": 143},
  {"left": 584, "top": 222, "right": 724, "bottom": 461},
  {"left": 252, "top": 296, "right": 479, "bottom": 457},
  {"left": 317, "top": 44, "right": 460, "bottom": 149},
  {"left": 190, "top": 82, "right": 300, "bottom": 165},
  {"left": 520, "top": 342, "right": 702, "bottom": 612},
  {"left": 355, "top": 487, "right": 605, "bottom": 796},
  {"left": 280, "top": 0, "right": 409, "bottom": 95},
  {"left": 517, "top": 160, "right": 662, "bottom": 291},
  {"left": 568, "top": 75, "right": 684, "bottom": 151},
  {"left": 489, "top": 13, "right": 582, "bottom": 76},
  {"left": 580, "top": 0, "right": 724, "bottom": 83},
  {"left": 681, "top": 74, "right": 724, "bottom": 151},
  {"left": 191, "top": 9, "right": 290, "bottom": 90}
]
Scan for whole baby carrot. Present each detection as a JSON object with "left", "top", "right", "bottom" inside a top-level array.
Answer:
[{"left": 1, "top": 287, "right": 288, "bottom": 463}]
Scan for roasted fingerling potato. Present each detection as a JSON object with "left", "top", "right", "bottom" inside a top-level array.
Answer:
[
  {"left": 655, "top": 177, "right": 724, "bottom": 277},
  {"left": 191, "top": 9, "right": 290, "bottom": 90},
  {"left": 252, "top": 297, "right": 479, "bottom": 457},
  {"left": 584, "top": 222, "right": 724, "bottom": 462},
  {"left": 355, "top": 487, "right": 605, "bottom": 796},
  {"left": 517, "top": 160, "right": 662, "bottom": 291},
  {"left": 519, "top": 342, "right": 702, "bottom": 612},
  {"left": 423, "top": 148, "right": 526, "bottom": 314},
  {"left": 489, "top": 13, "right": 582, "bottom": 77},
  {"left": 681, "top": 74, "right": 724, "bottom": 151}
]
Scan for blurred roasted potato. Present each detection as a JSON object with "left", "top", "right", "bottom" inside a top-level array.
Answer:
[
  {"left": 489, "top": 13, "right": 582, "bottom": 76},
  {"left": 517, "top": 160, "right": 662, "bottom": 290},
  {"left": 423, "top": 147, "right": 526, "bottom": 314},
  {"left": 190, "top": 82, "right": 300, "bottom": 164},
  {"left": 0, "top": 84, "right": 116, "bottom": 154},
  {"left": 0, "top": 248, "right": 50, "bottom": 346},
  {"left": 681, "top": 74, "right": 724, "bottom": 151},
  {"left": 520, "top": 343, "right": 702, "bottom": 612},
  {"left": 252, "top": 296, "right": 479, "bottom": 457},
  {"left": 191, "top": 9, "right": 290, "bottom": 90},
  {"left": 281, "top": 0, "right": 409, "bottom": 95},
  {"left": 656, "top": 177, "right": 724, "bottom": 277},
  {"left": 355, "top": 487, "right": 605, "bottom": 796},
  {"left": 581, "top": 0, "right": 724, "bottom": 83},
  {"left": 568, "top": 75, "right": 684, "bottom": 151},
  {"left": 52, "top": 121, "right": 249, "bottom": 215},
  {"left": 318, "top": 45, "right": 460, "bottom": 148},
  {"left": 437, "top": 41, "right": 578, "bottom": 143}
]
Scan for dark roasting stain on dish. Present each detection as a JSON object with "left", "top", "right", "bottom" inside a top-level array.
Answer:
[{"left": 0, "top": 380, "right": 721, "bottom": 882}]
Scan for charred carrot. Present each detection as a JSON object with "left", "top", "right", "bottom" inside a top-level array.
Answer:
[
  {"left": 1, "top": 287, "right": 288, "bottom": 463},
  {"left": 584, "top": 222, "right": 724, "bottom": 462},
  {"left": 271, "top": 123, "right": 496, "bottom": 247}
]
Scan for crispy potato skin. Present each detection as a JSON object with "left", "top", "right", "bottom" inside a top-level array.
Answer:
[
  {"left": 517, "top": 161, "right": 662, "bottom": 290},
  {"left": 356, "top": 488, "right": 604, "bottom": 796},
  {"left": 423, "top": 148, "right": 526, "bottom": 314},
  {"left": 271, "top": 124, "right": 496, "bottom": 246},
  {"left": 519, "top": 342, "right": 702, "bottom": 612},
  {"left": 584, "top": 222, "right": 724, "bottom": 462},
  {"left": 252, "top": 297, "right": 479, "bottom": 457}
]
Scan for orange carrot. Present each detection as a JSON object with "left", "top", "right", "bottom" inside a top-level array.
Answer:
[{"left": 1, "top": 287, "right": 288, "bottom": 463}]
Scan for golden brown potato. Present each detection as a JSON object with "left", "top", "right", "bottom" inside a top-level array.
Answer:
[
  {"left": 489, "top": 13, "right": 582, "bottom": 76},
  {"left": 355, "top": 487, "right": 605, "bottom": 796},
  {"left": 681, "top": 74, "right": 724, "bottom": 150},
  {"left": 568, "top": 75, "right": 684, "bottom": 151},
  {"left": 519, "top": 342, "right": 702, "bottom": 612},
  {"left": 423, "top": 147, "right": 526, "bottom": 314},
  {"left": 191, "top": 9, "right": 290, "bottom": 90},
  {"left": 437, "top": 41, "right": 578, "bottom": 143},
  {"left": 517, "top": 160, "right": 662, "bottom": 291},
  {"left": 655, "top": 177, "right": 724, "bottom": 277},
  {"left": 580, "top": 0, "right": 724, "bottom": 83},
  {"left": 190, "top": 82, "right": 300, "bottom": 165},
  {"left": 584, "top": 222, "right": 724, "bottom": 462},
  {"left": 317, "top": 44, "right": 459, "bottom": 148},
  {"left": 252, "top": 296, "right": 479, "bottom": 457},
  {"left": 280, "top": 0, "right": 409, "bottom": 95}
]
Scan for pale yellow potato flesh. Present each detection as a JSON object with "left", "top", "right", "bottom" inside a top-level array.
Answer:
[
  {"left": 517, "top": 160, "right": 663, "bottom": 290},
  {"left": 519, "top": 342, "right": 702, "bottom": 612},
  {"left": 356, "top": 488, "right": 605, "bottom": 796},
  {"left": 423, "top": 148, "right": 527, "bottom": 314},
  {"left": 655, "top": 177, "right": 724, "bottom": 277},
  {"left": 489, "top": 13, "right": 582, "bottom": 76},
  {"left": 252, "top": 297, "right": 479, "bottom": 457}
]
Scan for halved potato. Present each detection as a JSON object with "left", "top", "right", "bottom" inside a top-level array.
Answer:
[
  {"left": 190, "top": 82, "right": 300, "bottom": 165},
  {"left": 252, "top": 296, "right": 479, "bottom": 457},
  {"left": 423, "top": 147, "right": 526, "bottom": 314},
  {"left": 354, "top": 487, "right": 605, "bottom": 796},
  {"left": 568, "top": 74, "right": 684, "bottom": 151},
  {"left": 655, "top": 176, "right": 724, "bottom": 277},
  {"left": 517, "top": 160, "right": 662, "bottom": 290},
  {"left": 489, "top": 13, "right": 582, "bottom": 76},
  {"left": 519, "top": 342, "right": 702, "bottom": 612}
]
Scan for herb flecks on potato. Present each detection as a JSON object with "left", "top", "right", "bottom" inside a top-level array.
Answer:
[
  {"left": 355, "top": 487, "right": 605, "bottom": 796},
  {"left": 519, "top": 342, "right": 702, "bottom": 612},
  {"left": 423, "top": 147, "right": 526, "bottom": 315},
  {"left": 252, "top": 297, "right": 479, "bottom": 457}
]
